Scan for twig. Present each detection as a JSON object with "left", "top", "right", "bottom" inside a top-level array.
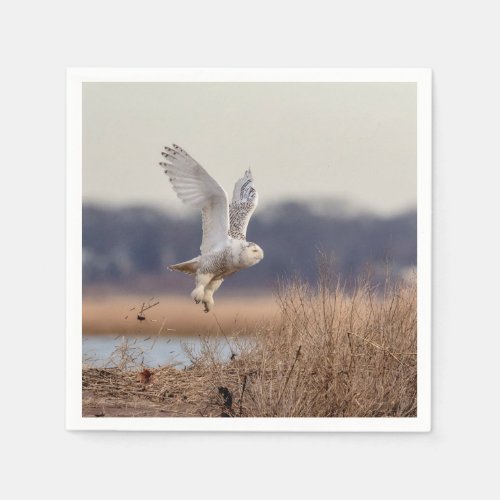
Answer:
[
  {"left": 139, "top": 301, "right": 160, "bottom": 314},
  {"left": 239, "top": 375, "right": 248, "bottom": 417},
  {"left": 212, "top": 312, "right": 236, "bottom": 360},
  {"left": 348, "top": 331, "right": 406, "bottom": 365},
  {"left": 275, "top": 345, "right": 302, "bottom": 412}
]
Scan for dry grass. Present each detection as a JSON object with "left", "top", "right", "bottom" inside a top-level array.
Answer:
[{"left": 83, "top": 258, "right": 417, "bottom": 418}]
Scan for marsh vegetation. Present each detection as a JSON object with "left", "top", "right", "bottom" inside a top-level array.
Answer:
[{"left": 83, "top": 257, "right": 417, "bottom": 418}]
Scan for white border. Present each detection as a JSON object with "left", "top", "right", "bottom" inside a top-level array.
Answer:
[{"left": 67, "top": 68, "right": 431, "bottom": 432}]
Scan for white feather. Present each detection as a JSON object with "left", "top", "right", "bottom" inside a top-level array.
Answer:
[
  {"left": 160, "top": 144, "right": 229, "bottom": 254},
  {"left": 229, "top": 169, "right": 259, "bottom": 240}
]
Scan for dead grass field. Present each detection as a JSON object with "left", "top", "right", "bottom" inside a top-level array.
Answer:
[
  {"left": 83, "top": 259, "right": 417, "bottom": 418},
  {"left": 83, "top": 293, "right": 279, "bottom": 335}
]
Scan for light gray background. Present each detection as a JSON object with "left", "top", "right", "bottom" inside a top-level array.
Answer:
[
  {"left": 3, "top": 1, "right": 499, "bottom": 499},
  {"left": 83, "top": 82, "right": 416, "bottom": 215}
]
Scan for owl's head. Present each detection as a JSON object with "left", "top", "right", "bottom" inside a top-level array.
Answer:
[{"left": 239, "top": 242, "right": 264, "bottom": 268}]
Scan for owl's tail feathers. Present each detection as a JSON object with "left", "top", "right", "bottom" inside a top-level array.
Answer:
[{"left": 168, "top": 257, "right": 199, "bottom": 275}]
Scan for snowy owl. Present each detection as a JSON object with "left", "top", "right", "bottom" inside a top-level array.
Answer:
[{"left": 159, "top": 144, "right": 264, "bottom": 312}]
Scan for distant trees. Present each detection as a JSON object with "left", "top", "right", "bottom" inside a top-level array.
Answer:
[{"left": 83, "top": 202, "right": 416, "bottom": 291}]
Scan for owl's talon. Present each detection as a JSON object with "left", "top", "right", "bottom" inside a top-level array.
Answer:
[{"left": 191, "top": 287, "right": 205, "bottom": 303}]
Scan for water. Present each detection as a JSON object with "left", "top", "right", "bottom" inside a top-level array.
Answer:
[{"left": 82, "top": 335, "right": 233, "bottom": 368}]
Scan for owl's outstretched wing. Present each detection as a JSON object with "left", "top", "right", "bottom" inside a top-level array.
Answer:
[
  {"left": 229, "top": 169, "right": 258, "bottom": 240},
  {"left": 160, "top": 144, "right": 229, "bottom": 254}
]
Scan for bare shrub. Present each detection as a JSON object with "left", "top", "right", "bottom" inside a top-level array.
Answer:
[{"left": 199, "top": 255, "right": 417, "bottom": 417}]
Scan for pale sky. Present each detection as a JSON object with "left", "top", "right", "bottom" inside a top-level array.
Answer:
[{"left": 83, "top": 82, "right": 416, "bottom": 216}]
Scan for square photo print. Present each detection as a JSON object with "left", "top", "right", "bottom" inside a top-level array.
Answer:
[{"left": 66, "top": 68, "right": 431, "bottom": 431}]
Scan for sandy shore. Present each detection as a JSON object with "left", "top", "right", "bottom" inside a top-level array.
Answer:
[
  {"left": 83, "top": 398, "right": 192, "bottom": 418},
  {"left": 83, "top": 293, "right": 279, "bottom": 335}
]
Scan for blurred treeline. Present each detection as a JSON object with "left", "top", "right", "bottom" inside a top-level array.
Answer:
[{"left": 83, "top": 202, "right": 416, "bottom": 293}]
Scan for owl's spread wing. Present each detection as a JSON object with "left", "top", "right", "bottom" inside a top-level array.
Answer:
[
  {"left": 229, "top": 169, "right": 258, "bottom": 240},
  {"left": 160, "top": 144, "right": 229, "bottom": 254}
]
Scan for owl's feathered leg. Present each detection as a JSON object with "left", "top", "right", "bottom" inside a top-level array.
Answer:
[
  {"left": 202, "top": 278, "right": 224, "bottom": 313},
  {"left": 191, "top": 272, "right": 214, "bottom": 304}
]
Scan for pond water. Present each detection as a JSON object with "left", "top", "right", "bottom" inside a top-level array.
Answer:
[{"left": 82, "top": 335, "right": 233, "bottom": 368}]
